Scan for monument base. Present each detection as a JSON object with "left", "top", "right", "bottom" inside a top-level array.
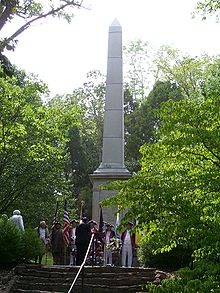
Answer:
[{"left": 89, "top": 171, "right": 132, "bottom": 225}]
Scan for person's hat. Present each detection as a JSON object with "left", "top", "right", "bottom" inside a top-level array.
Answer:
[
  {"left": 13, "top": 210, "right": 21, "bottom": 215},
  {"left": 127, "top": 221, "right": 134, "bottom": 227},
  {"left": 55, "top": 221, "right": 61, "bottom": 226},
  {"left": 40, "top": 221, "right": 46, "bottom": 225},
  {"left": 105, "top": 223, "right": 111, "bottom": 227},
  {"left": 82, "top": 217, "right": 88, "bottom": 223},
  {"left": 70, "top": 219, "right": 78, "bottom": 224},
  {"left": 89, "top": 220, "right": 97, "bottom": 225}
]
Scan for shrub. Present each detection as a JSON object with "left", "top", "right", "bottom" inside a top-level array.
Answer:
[
  {"left": 0, "top": 217, "right": 22, "bottom": 264},
  {"left": 147, "top": 260, "right": 220, "bottom": 293},
  {"left": 0, "top": 217, "right": 44, "bottom": 265},
  {"left": 20, "top": 228, "right": 45, "bottom": 262},
  {"left": 138, "top": 237, "right": 192, "bottom": 270}
]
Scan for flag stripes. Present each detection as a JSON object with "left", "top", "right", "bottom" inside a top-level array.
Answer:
[{"left": 63, "top": 200, "right": 70, "bottom": 246}]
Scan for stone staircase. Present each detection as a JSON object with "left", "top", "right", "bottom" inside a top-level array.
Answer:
[{"left": 10, "top": 264, "right": 158, "bottom": 293}]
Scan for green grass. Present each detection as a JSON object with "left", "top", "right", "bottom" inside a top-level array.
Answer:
[{"left": 41, "top": 252, "right": 53, "bottom": 265}]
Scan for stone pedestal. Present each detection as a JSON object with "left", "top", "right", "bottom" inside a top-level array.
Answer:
[{"left": 90, "top": 173, "right": 131, "bottom": 224}]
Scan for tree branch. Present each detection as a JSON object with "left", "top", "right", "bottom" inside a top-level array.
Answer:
[
  {"left": 0, "top": 0, "right": 17, "bottom": 31},
  {"left": 0, "top": 0, "right": 85, "bottom": 53},
  {"left": 202, "top": 141, "right": 220, "bottom": 163}
]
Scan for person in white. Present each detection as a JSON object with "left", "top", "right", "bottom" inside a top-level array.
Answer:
[
  {"left": 69, "top": 219, "right": 78, "bottom": 265},
  {"left": 103, "top": 223, "right": 115, "bottom": 266},
  {"left": 121, "top": 222, "right": 135, "bottom": 267},
  {"left": 35, "top": 221, "right": 49, "bottom": 264},
  {"left": 10, "top": 210, "right": 24, "bottom": 231},
  {"left": 36, "top": 221, "right": 49, "bottom": 245}
]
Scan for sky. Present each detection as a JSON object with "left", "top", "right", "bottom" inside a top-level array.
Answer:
[{"left": 3, "top": 0, "right": 220, "bottom": 96}]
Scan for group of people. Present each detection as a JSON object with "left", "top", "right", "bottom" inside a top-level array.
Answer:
[
  {"left": 49, "top": 217, "right": 136, "bottom": 267},
  {"left": 39, "top": 216, "right": 135, "bottom": 267},
  {"left": 9, "top": 209, "right": 136, "bottom": 267}
]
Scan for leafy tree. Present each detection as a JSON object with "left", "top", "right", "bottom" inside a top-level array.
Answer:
[
  {"left": 0, "top": 68, "right": 80, "bottom": 224},
  {"left": 123, "top": 39, "right": 155, "bottom": 100},
  {"left": 55, "top": 70, "right": 105, "bottom": 218},
  {"left": 102, "top": 54, "right": 220, "bottom": 267},
  {"left": 195, "top": 0, "right": 220, "bottom": 20},
  {"left": 0, "top": 0, "right": 86, "bottom": 74},
  {"left": 0, "top": 0, "right": 85, "bottom": 53},
  {"left": 125, "top": 80, "right": 183, "bottom": 170}
]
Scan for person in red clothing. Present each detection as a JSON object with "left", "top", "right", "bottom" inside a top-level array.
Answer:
[
  {"left": 103, "top": 223, "right": 115, "bottom": 266},
  {"left": 88, "top": 220, "right": 99, "bottom": 264},
  {"left": 121, "top": 221, "right": 135, "bottom": 267}
]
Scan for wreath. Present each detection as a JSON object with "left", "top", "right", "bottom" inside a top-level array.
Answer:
[{"left": 106, "top": 237, "right": 122, "bottom": 252}]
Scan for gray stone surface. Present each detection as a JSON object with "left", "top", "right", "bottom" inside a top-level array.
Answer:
[
  {"left": 90, "top": 19, "right": 131, "bottom": 224},
  {"left": 12, "top": 264, "right": 158, "bottom": 293}
]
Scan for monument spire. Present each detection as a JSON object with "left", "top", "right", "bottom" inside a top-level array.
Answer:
[
  {"left": 95, "top": 18, "right": 129, "bottom": 174},
  {"left": 90, "top": 19, "right": 131, "bottom": 224}
]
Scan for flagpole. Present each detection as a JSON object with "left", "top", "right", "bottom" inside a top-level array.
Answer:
[{"left": 80, "top": 200, "right": 85, "bottom": 222}]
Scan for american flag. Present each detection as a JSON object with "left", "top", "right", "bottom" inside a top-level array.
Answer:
[{"left": 63, "top": 200, "right": 70, "bottom": 246}]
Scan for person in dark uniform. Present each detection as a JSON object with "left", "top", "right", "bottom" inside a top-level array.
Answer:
[
  {"left": 51, "top": 222, "right": 64, "bottom": 265},
  {"left": 75, "top": 217, "right": 91, "bottom": 265}
]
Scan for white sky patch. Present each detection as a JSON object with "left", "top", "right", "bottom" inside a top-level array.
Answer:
[{"left": 3, "top": 0, "right": 220, "bottom": 96}]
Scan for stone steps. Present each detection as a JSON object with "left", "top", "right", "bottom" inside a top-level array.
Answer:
[{"left": 11, "top": 264, "right": 156, "bottom": 292}]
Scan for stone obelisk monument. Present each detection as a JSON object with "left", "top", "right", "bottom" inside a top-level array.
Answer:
[{"left": 90, "top": 19, "right": 131, "bottom": 224}]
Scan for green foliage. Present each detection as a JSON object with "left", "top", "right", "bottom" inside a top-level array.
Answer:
[
  {"left": 194, "top": 0, "right": 220, "bottom": 21},
  {"left": 0, "top": 216, "right": 22, "bottom": 264},
  {"left": 125, "top": 80, "right": 183, "bottom": 167},
  {"left": 102, "top": 54, "right": 220, "bottom": 272},
  {"left": 0, "top": 68, "right": 80, "bottom": 224},
  {"left": 123, "top": 39, "right": 152, "bottom": 99},
  {"left": 54, "top": 70, "right": 105, "bottom": 218},
  {"left": 138, "top": 237, "right": 192, "bottom": 270},
  {"left": 0, "top": 216, "right": 44, "bottom": 264},
  {"left": 147, "top": 261, "right": 220, "bottom": 293},
  {"left": 20, "top": 228, "right": 45, "bottom": 262}
]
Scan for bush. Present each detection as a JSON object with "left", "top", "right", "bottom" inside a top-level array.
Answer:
[
  {"left": 0, "top": 217, "right": 44, "bottom": 265},
  {"left": 147, "top": 260, "right": 220, "bottom": 293},
  {"left": 138, "top": 237, "right": 192, "bottom": 270},
  {"left": 20, "top": 228, "right": 45, "bottom": 262},
  {"left": 0, "top": 217, "right": 22, "bottom": 264}
]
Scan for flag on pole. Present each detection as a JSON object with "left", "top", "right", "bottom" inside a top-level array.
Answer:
[
  {"left": 63, "top": 200, "right": 70, "bottom": 246},
  {"left": 49, "top": 200, "right": 59, "bottom": 243},
  {"left": 98, "top": 206, "right": 104, "bottom": 233},
  {"left": 115, "top": 212, "right": 120, "bottom": 236},
  {"left": 53, "top": 200, "right": 59, "bottom": 226}
]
